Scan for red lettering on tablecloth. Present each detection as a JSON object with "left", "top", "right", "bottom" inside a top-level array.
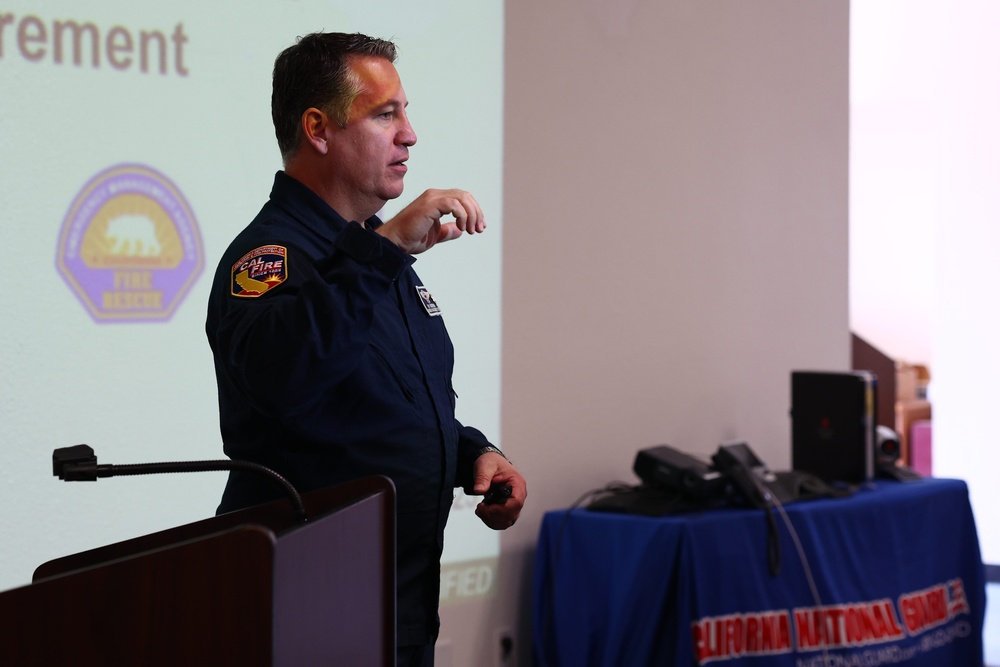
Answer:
[
  {"left": 794, "top": 600, "right": 904, "bottom": 650},
  {"left": 692, "top": 578, "right": 974, "bottom": 662},
  {"left": 898, "top": 578, "right": 971, "bottom": 635},
  {"left": 692, "top": 610, "right": 792, "bottom": 664}
]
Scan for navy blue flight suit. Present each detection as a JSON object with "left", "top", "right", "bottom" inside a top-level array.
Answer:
[{"left": 206, "top": 171, "right": 492, "bottom": 648}]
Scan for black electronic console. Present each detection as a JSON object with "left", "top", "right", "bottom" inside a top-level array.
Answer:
[
  {"left": 633, "top": 445, "right": 726, "bottom": 501},
  {"left": 711, "top": 442, "right": 783, "bottom": 576},
  {"left": 791, "top": 370, "right": 877, "bottom": 483},
  {"left": 623, "top": 441, "right": 850, "bottom": 575},
  {"left": 710, "top": 442, "right": 775, "bottom": 509}
]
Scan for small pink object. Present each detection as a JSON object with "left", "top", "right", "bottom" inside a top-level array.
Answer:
[{"left": 910, "top": 420, "right": 933, "bottom": 476}]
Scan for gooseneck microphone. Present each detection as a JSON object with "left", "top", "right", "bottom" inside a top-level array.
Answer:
[{"left": 52, "top": 444, "right": 308, "bottom": 523}]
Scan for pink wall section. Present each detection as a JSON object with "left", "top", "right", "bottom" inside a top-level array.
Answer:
[{"left": 437, "top": 1, "right": 851, "bottom": 665}]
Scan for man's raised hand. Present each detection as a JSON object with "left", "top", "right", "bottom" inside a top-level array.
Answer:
[{"left": 377, "top": 189, "right": 485, "bottom": 254}]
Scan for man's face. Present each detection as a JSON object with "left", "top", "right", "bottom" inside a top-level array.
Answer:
[{"left": 326, "top": 55, "right": 417, "bottom": 219}]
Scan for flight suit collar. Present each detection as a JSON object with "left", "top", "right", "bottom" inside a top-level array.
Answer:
[{"left": 269, "top": 171, "right": 383, "bottom": 242}]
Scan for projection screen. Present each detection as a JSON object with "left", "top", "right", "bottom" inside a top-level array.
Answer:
[{"left": 0, "top": 0, "right": 504, "bottom": 605}]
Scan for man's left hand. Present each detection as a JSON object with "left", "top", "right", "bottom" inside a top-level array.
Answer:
[{"left": 471, "top": 452, "right": 526, "bottom": 530}]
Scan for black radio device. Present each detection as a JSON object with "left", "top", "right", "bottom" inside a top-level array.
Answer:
[{"left": 632, "top": 445, "right": 726, "bottom": 500}]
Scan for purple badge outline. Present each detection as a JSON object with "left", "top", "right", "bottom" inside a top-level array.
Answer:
[{"left": 56, "top": 163, "right": 204, "bottom": 323}]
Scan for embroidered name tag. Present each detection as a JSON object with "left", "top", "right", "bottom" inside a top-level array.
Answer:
[
  {"left": 416, "top": 285, "right": 442, "bottom": 316},
  {"left": 231, "top": 245, "right": 288, "bottom": 297}
]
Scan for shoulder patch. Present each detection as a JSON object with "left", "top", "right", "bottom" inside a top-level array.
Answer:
[{"left": 231, "top": 245, "right": 288, "bottom": 297}]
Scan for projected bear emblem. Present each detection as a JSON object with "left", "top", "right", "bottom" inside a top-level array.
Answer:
[
  {"left": 56, "top": 164, "right": 203, "bottom": 322},
  {"left": 104, "top": 214, "right": 163, "bottom": 258}
]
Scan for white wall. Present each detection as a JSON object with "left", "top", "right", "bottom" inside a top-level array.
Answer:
[
  {"left": 850, "top": 1, "right": 939, "bottom": 366},
  {"left": 850, "top": 1, "right": 1000, "bottom": 566},
  {"left": 932, "top": 2, "right": 1000, "bottom": 566}
]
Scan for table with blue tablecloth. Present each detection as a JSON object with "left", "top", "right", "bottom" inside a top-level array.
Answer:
[{"left": 533, "top": 478, "right": 985, "bottom": 666}]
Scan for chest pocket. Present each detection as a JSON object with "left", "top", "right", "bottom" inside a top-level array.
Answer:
[{"left": 368, "top": 343, "right": 416, "bottom": 404}]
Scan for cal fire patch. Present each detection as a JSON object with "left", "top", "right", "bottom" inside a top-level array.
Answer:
[{"left": 231, "top": 245, "right": 287, "bottom": 297}]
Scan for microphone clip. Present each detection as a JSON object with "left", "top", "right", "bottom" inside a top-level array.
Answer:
[{"left": 53, "top": 444, "right": 105, "bottom": 481}]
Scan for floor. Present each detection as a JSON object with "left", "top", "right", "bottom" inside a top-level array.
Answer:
[{"left": 987, "top": 582, "right": 999, "bottom": 666}]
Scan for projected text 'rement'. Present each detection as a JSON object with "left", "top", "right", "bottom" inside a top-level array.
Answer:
[{"left": 0, "top": 13, "right": 189, "bottom": 75}]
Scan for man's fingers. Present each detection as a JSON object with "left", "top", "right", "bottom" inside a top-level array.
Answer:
[
  {"left": 470, "top": 195, "right": 485, "bottom": 233},
  {"left": 436, "top": 223, "right": 463, "bottom": 243},
  {"left": 435, "top": 191, "right": 484, "bottom": 234}
]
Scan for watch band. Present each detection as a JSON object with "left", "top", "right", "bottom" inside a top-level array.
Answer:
[{"left": 473, "top": 445, "right": 507, "bottom": 460}]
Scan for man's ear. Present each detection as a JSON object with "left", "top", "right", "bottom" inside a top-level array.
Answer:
[{"left": 300, "top": 107, "right": 331, "bottom": 155}]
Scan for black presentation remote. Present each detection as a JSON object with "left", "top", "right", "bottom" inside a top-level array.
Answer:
[{"left": 483, "top": 484, "right": 513, "bottom": 505}]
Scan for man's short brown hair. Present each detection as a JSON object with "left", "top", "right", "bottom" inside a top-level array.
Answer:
[{"left": 271, "top": 32, "right": 398, "bottom": 162}]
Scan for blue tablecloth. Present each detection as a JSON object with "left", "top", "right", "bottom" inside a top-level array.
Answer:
[{"left": 533, "top": 478, "right": 985, "bottom": 666}]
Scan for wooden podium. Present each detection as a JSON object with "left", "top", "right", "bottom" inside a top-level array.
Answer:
[{"left": 0, "top": 476, "right": 395, "bottom": 666}]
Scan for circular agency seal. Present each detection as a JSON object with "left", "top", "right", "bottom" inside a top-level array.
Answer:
[{"left": 56, "top": 164, "right": 204, "bottom": 322}]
